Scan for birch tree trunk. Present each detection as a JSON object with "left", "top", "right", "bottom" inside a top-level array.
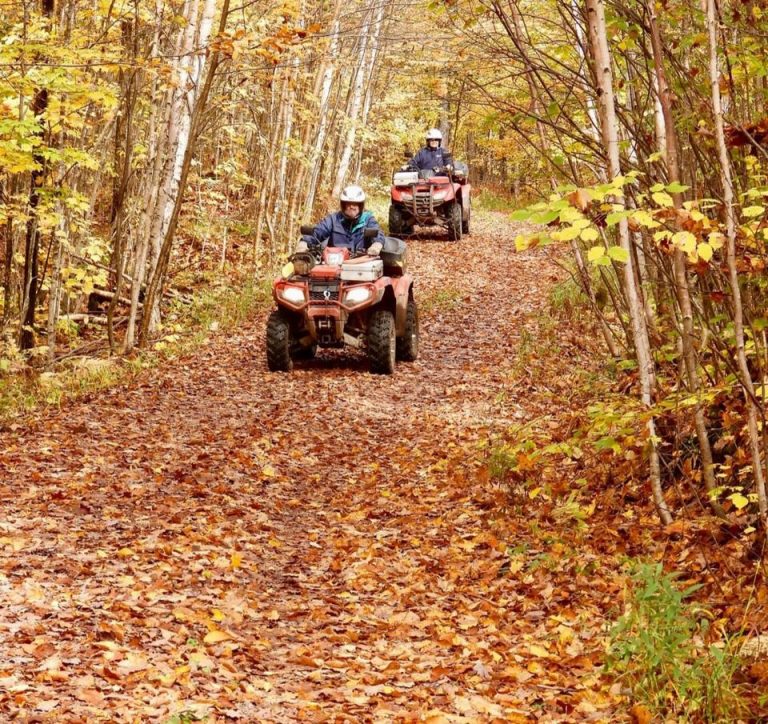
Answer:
[
  {"left": 303, "top": 11, "right": 342, "bottom": 218},
  {"left": 331, "top": 8, "right": 373, "bottom": 198},
  {"left": 139, "top": 0, "right": 230, "bottom": 345},
  {"left": 586, "top": 0, "right": 672, "bottom": 524}
]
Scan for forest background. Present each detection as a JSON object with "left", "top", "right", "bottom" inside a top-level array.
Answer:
[{"left": 4, "top": 0, "right": 768, "bottom": 716}]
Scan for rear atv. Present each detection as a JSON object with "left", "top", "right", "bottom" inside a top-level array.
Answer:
[
  {"left": 266, "top": 229, "right": 419, "bottom": 375},
  {"left": 389, "top": 161, "right": 471, "bottom": 241}
]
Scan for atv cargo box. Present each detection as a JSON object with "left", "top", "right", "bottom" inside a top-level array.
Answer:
[
  {"left": 340, "top": 258, "right": 383, "bottom": 281},
  {"left": 381, "top": 236, "right": 407, "bottom": 276}
]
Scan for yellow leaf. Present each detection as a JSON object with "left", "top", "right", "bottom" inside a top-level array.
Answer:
[
  {"left": 729, "top": 492, "right": 749, "bottom": 510},
  {"left": 262, "top": 465, "right": 277, "bottom": 478},
  {"left": 515, "top": 234, "right": 530, "bottom": 252},
  {"left": 230, "top": 551, "right": 243, "bottom": 569},
  {"left": 281, "top": 261, "right": 294, "bottom": 278},
  {"left": 580, "top": 227, "right": 598, "bottom": 242},
  {"left": 203, "top": 629, "right": 233, "bottom": 644},
  {"left": 697, "top": 242, "right": 713, "bottom": 262},
  {"left": 211, "top": 608, "right": 225, "bottom": 622},
  {"left": 117, "top": 547, "right": 134, "bottom": 558},
  {"left": 671, "top": 231, "right": 697, "bottom": 254},
  {"left": 708, "top": 232, "right": 725, "bottom": 250},
  {"left": 528, "top": 487, "right": 542, "bottom": 500},
  {"left": 529, "top": 643, "right": 550, "bottom": 658}
]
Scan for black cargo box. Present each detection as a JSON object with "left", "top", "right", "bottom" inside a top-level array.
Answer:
[{"left": 381, "top": 236, "right": 407, "bottom": 275}]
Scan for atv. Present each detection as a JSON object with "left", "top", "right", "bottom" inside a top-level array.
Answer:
[
  {"left": 389, "top": 160, "right": 471, "bottom": 241},
  {"left": 266, "top": 228, "right": 419, "bottom": 375}
]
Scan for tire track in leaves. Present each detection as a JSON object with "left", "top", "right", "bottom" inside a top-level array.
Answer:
[{"left": 0, "top": 213, "right": 619, "bottom": 721}]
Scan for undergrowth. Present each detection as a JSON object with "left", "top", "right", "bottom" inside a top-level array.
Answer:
[
  {"left": 606, "top": 562, "right": 746, "bottom": 722},
  {"left": 0, "top": 277, "right": 269, "bottom": 422}
]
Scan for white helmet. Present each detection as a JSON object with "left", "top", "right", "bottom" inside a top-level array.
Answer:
[
  {"left": 340, "top": 184, "right": 366, "bottom": 204},
  {"left": 426, "top": 128, "right": 443, "bottom": 142}
]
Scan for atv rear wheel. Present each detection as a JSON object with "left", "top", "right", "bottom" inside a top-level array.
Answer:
[
  {"left": 368, "top": 309, "right": 396, "bottom": 375},
  {"left": 448, "top": 202, "right": 462, "bottom": 241},
  {"left": 266, "top": 309, "right": 294, "bottom": 372},
  {"left": 389, "top": 205, "right": 405, "bottom": 236},
  {"left": 396, "top": 299, "right": 419, "bottom": 362}
]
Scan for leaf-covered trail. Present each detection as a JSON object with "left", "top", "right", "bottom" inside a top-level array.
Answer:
[{"left": 0, "top": 215, "right": 620, "bottom": 721}]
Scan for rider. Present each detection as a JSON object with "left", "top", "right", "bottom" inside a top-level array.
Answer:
[
  {"left": 406, "top": 128, "right": 453, "bottom": 172},
  {"left": 297, "top": 185, "right": 384, "bottom": 255}
]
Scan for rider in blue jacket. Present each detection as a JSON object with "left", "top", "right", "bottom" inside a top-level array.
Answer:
[
  {"left": 407, "top": 128, "right": 453, "bottom": 171},
  {"left": 300, "top": 185, "right": 385, "bottom": 254}
]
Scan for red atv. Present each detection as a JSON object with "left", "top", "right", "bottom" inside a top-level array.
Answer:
[
  {"left": 389, "top": 161, "right": 471, "bottom": 241},
  {"left": 266, "top": 228, "right": 419, "bottom": 374}
]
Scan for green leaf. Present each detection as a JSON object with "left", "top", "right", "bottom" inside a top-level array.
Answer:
[
  {"left": 742, "top": 205, "right": 765, "bottom": 218},
  {"left": 607, "top": 246, "right": 629, "bottom": 263},
  {"left": 606, "top": 210, "right": 631, "bottom": 226},
  {"left": 652, "top": 191, "right": 674, "bottom": 207},
  {"left": 530, "top": 209, "right": 560, "bottom": 225},
  {"left": 587, "top": 246, "right": 605, "bottom": 262},
  {"left": 580, "top": 227, "right": 599, "bottom": 242},
  {"left": 665, "top": 181, "right": 690, "bottom": 194},
  {"left": 553, "top": 225, "right": 581, "bottom": 241}
]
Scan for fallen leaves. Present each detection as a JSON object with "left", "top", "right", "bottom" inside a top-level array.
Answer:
[{"left": 0, "top": 218, "right": 627, "bottom": 719}]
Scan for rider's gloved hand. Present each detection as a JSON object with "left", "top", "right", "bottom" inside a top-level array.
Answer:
[
  {"left": 295, "top": 240, "right": 309, "bottom": 253},
  {"left": 401, "top": 164, "right": 410, "bottom": 171},
  {"left": 368, "top": 241, "right": 383, "bottom": 256}
]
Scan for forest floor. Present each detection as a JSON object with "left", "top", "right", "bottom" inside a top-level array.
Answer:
[{"left": 0, "top": 213, "right": 660, "bottom": 721}]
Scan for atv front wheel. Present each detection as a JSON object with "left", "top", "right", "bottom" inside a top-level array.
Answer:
[
  {"left": 396, "top": 299, "right": 419, "bottom": 362},
  {"left": 368, "top": 309, "right": 396, "bottom": 374},
  {"left": 448, "top": 202, "right": 463, "bottom": 241},
  {"left": 292, "top": 340, "right": 317, "bottom": 360},
  {"left": 266, "top": 309, "right": 294, "bottom": 372},
  {"left": 389, "top": 205, "right": 408, "bottom": 236},
  {"left": 461, "top": 205, "right": 471, "bottom": 235}
]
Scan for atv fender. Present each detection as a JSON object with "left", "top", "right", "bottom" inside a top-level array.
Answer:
[{"left": 393, "top": 275, "right": 414, "bottom": 336}]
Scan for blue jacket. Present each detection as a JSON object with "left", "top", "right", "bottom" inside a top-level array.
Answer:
[
  {"left": 410, "top": 146, "right": 453, "bottom": 171},
  {"left": 310, "top": 211, "right": 384, "bottom": 253}
]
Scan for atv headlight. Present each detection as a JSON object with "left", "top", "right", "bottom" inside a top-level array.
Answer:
[
  {"left": 344, "top": 286, "right": 372, "bottom": 305},
  {"left": 280, "top": 285, "right": 305, "bottom": 304}
]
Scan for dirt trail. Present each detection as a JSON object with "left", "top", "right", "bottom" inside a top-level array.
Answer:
[{"left": 0, "top": 214, "right": 618, "bottom": 721}]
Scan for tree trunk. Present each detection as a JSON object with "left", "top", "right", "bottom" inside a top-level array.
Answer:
[
  {"left": 139, "top": 0, "right": 230, "bottom": 346},
  {"left": 586, "top": 0, "right": 672, "bottom": 524},
  {"left": 20, "top": 0, "right": 55, "bottom": 350},
  {"left": 706, "top": 0, "right": 768, "bottom": 529},
  {"left": 331, "top": 10, "right": 373, "bottom": 198},
  {"left": 646, "top": 0, "right": 720, "bottom": 512}
]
